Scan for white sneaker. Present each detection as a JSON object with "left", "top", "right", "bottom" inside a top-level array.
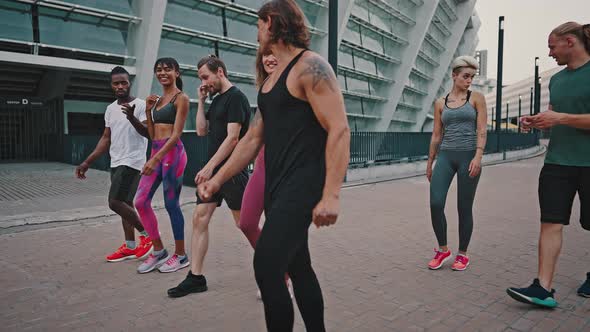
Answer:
[{"left": 158, "top": 254, "right": 190, "bottom": 273}]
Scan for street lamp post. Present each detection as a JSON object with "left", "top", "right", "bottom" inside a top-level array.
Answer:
[
  {"left": 328, "top": 0, "right": 338, "bottom": 74},
  {"left": 495, "top": 16, "right": 505, "bottom": 152},
  {"left": 534, "top": 57, "right": 540, "bottom": 115},
  {"left": 518, "top": 95, "right": 522, "bottom": 133},
  {"left": 491, "top": 106, "right": 495, "bottom": 129},
  {"left": 506, "top": 101, "right": 509, "bottom": 131},
  {"left": 529, "top": 87, "right": 533, "bottom": 116}
]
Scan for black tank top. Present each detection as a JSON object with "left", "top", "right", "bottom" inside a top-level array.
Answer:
[
  {"left": 257, "top": 50, "right": 327, "bottom": 213},
  {"left": 152, "top": 92, "right": 182, "bottom": 124}
]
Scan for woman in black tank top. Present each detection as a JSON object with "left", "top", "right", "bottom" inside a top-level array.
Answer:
[{"left": 134, "top": 57, "right": 191, "bottom": 274}]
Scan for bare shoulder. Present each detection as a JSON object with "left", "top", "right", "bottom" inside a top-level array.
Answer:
[
  {"left": 434, "top": 98, "right": 445, "bottom": 109},
  {"left": 470, "top": 91, "right": 485, "bottom": 102},
  {"left": 179, "top": 92, "right": 190, "bottom": 102},
  {"left": 295, "top": 51, "right": 338, "bottom": 92}
]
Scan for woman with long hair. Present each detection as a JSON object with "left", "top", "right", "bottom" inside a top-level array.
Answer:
[
  {"left": 134, "top": 57, "right": 190, "bottom": 274},
  {"left": 426, "top": 55, "right": 488, "bottom": 271}
]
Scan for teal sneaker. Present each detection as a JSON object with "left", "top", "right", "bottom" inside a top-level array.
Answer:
[{"left": 506, "top": 278, "right": 557, "bottom": 308}]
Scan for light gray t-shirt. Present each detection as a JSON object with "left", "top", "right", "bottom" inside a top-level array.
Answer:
[{"left": 104, "top": 98, "right": 148, "bottom": 171}]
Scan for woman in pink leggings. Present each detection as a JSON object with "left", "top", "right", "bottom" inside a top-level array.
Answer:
[{"left": 240, "top": 51, "right": 292, "bottom": 298}]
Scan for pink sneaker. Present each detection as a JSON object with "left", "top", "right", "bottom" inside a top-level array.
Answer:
[
  {"left": 451, "top": 254, "right": 470, "bottom": 271},
  {"left": 428, "top": 249, "right": 452, "bottom": 270}
]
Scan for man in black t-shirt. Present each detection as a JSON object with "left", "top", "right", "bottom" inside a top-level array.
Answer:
[{"left": 168, "top": 55, "right": 250, "bottom": 297}]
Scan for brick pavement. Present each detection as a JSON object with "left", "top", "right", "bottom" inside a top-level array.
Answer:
[{"left": 1, "top": 156, "right": 588, "bottom": 331}]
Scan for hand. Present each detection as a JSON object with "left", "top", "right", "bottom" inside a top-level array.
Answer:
[
  {"left": 121, "top": 103, "right": 136, "bottom": 120},
  {"left": 468, "top": 157, "right": 482, "bottom": 178},
  {"left": 426, "top": 162, "right": 433, "bottom": 183},
  {"left": 312, "top": 195, "right": 340, "bottom": 228},
  {"left": 519, "top": 115, "right": 534, "bottom": 132},
  {"left": 146, "top": 94, "right": 160, "bottom": 110},
  {"left": 532, "top": 110, "right": 563, "bottom": 130},
  {"left": 195, "top": 166, "right": 213, "bottom": 185},
  {"left": 141, "top": 158, "right": 159, "bottom": 176},
  {"left": 75, "top": 162, "right": 90, "bottom": 179},
  {"left": 197, "top": 179, "right": 221, "bottom": 202},
  {"left": 198, "top": 84, "right": 209, "bottom": 102}
]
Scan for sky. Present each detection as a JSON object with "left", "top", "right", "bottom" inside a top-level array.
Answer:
[{"left": 474, "top": 0, "right": 589, "bottom": 84}]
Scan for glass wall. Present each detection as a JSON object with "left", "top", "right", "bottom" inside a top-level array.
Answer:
[{"left": 0, "top": 2, "right": 34, "bottom": 42}]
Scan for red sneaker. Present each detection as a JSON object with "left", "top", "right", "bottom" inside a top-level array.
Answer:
[
  {"left": 428, "top": 249, "right": 452, "bottom": 270},
  {"left": 106, "top": 244, "right": 137, "bottom": 262},
  {"left": 135, "top": 235, "right": 153, "bottom": 260},
  {"left": 451, "top": 254, "right": 470, "bottom": 271}
]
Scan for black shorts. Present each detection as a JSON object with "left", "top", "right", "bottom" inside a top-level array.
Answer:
[
  {"left": 538, "top": 163, "right": 590, "bottom": 229},
  {"left": 109, "top": 165, "right": 141, "bottom": 204},
  {"left": 196, "top": 170, "right": 248, "bottom": 211}
]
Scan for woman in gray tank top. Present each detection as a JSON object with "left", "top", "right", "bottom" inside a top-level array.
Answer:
[{"left": 425, "top": 56, "right": 488, "bottom": 271}]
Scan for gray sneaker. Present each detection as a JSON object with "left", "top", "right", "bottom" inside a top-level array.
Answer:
[
  {"left": 158, "top": 254, "right": 190, "bottom": 273},
  {"left": 137, "top": 249, "right": 168, "bottom": 274}
]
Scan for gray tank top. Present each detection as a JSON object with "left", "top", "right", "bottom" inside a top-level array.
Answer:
[{"left": 440, "top": 91, "right": 477, "bottom": 151}]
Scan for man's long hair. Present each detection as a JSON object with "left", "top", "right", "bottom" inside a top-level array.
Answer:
[{"left": 257, "top": 0, "right": 310, "bottom": 49}]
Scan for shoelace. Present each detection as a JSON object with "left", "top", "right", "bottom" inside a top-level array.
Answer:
[
  {"left": 433, "top": 249, "right": 445, "bottom": 260},
  {"left": 455, "top": 255, "right": 468, "bottom": 265},
  {"left": 145, "top": 254, "right": 158, "bottom": 264},
  {"left": 117, "top": 244, "right": 128, "bottom": 254},
  {"left": 165, "top": 255, "right": 178, "bottom": 266}
]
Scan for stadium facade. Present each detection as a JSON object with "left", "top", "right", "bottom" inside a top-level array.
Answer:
[{"left": 0, "top": 0, "right": 480, "bottom": 161}]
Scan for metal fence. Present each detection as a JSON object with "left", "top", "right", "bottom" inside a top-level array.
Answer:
[
  {"left": 349, "top": 131, "right": 540, "bottom": 166},
  {"left": 63, "top": 131, "right": 540, "bottom": 184}
]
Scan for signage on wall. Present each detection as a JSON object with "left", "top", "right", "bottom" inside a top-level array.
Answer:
[{"left": 0, "top": 97, "right": 44, "bottom": 107}]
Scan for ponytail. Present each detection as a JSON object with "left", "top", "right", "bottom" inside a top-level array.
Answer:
[
  {"left": 551, "top": 21, "right": 590, "bottom": 55},
  {"left": 176, "top": 76, "right": 183, "bottom": 91},
  {"left": 582, "top": 24, "right": 590, "bottom": 54}
]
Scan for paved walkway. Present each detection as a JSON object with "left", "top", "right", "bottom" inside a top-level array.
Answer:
[{"left": 1, "top": 156, "right": 588, "bottom": 331}]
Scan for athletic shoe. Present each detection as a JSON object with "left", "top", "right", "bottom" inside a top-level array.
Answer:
[
  {"left": 106, "top": 243, "right": 136, "bottom": 262},
  {"left": 506, "top": 279, "right": 558, "bottom": 308},
  {"left": 451, "top": 254, "right": 470, "bottom": 271},
  {"left": 137, "top": 249, "right": 168, "bottom": 274},
  {"left": 135, "top": 235, "right": 153, "bottom": 260},
  {"left": 428, "top": 249, "right": 452, "bottom": 270},
  {"left": 577, "top": 272, "right": 590, "bottom": 298},
  {"left": 167, "top": 271, "right": 208, "bottom": 298},
  {"left": 158, "top": 254, "right": 190, "bottom": 273}
]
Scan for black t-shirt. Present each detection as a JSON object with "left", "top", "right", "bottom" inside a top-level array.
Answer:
[{"left": 206, "top": 86, "right": 250, "bottom": 168}]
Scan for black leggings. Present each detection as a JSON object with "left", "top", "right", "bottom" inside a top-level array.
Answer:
[
  {"left": 430, "top": 150, "right": 480, "bottom": 252},
  {"left": 253, "top": 208, "right": 325, "bottom": 332}
]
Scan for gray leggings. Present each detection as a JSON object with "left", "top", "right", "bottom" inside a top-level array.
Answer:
[{"left": 430, "top": 150, "right": 480, "bottom": 252}]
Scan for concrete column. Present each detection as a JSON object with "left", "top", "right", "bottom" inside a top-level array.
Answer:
[
  {"left": 373, "top": 0, "right": 440, "bottom": 132},
  {"left": 412, "top": 0, "right": 477, "bottom": 131},
  {"left": 127, "top": 0, "right": 167, "bottom": 99}
]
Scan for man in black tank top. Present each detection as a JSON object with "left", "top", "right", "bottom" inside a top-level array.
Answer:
[{"left": 198, "top": 1, "right": 350, "bottom": 331}]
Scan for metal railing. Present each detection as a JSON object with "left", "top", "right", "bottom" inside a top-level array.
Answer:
[
  {"left": 62, "top": 131, "right": 540, "bottom": 184},
  {"left": 349, "top": 131, "right": 540, "bottom": 166}
]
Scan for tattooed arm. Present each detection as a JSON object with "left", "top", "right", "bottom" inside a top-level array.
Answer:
[
  {"left": 427, "top": 99, "right": 444, "bottom": 181},
  {"left": 298, "top": 53, "right": 350, "bottom": 227}
]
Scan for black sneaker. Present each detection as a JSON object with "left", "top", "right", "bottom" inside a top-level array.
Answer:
[
  {"left": 506, "top": 278, "right": 558, "bottom": 308},
  {"left": 577, "top": 272, "right": 590, "bottom": 298},
  {"left": 167, "top": 271, "right": 208, "bottom": 298}
]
